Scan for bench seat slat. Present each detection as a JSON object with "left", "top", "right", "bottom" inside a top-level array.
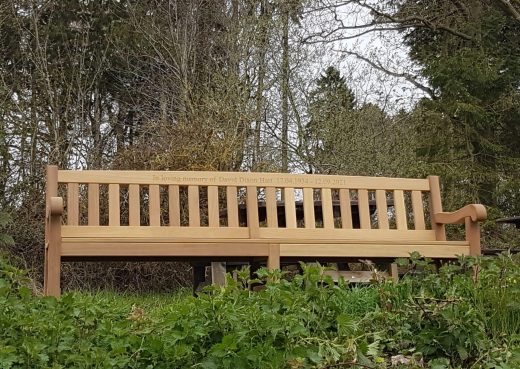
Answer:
[
  {"left": 258, "top": 228, "right": 437, "bottom": 241},
  {"left": 60, "top": 240, "right": 468, "bottom": 259},
  {"left": 280, "top": 243, "right": 470, "bottom": 258},
  {"left": 62, "top": 226, "right": 249, "bottom": 239},
  {"left": 62, "top": 242, "right": 269, "bottom": 257}
]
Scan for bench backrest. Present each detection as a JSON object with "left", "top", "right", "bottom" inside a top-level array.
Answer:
[{"left": 47, "top": 166, "right": 446, "bottom": 241}]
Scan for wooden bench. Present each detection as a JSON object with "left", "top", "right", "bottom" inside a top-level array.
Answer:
[{"left": 44, "top": 165, "right": 487, "bottom": 296}]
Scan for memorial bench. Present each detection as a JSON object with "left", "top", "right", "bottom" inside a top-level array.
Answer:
[{"left": 44, "top": 165, "right": 487, "bottom": 296}]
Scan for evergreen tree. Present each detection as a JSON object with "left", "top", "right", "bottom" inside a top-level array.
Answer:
[{"left": 399, "top": 0, "right": 520, "bottom": 208}]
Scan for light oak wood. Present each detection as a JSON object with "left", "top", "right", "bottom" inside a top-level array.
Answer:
[
  {"left": 428, "top": 175, "right": 446, "bottom": 240},
  {"left": 129, "top": 184, "right": 140, "bottom": 226},
  {"left": 46, "top": 166, "right": 487, "bottom": 296},
  {"left": 62, "top": 242, "right": 269, "bottom": 257},
  {"left": 434, "top": 204, "right": 487, "bottom": 224},
  {"left": 339, "top": 188, "right": 353, "bottom": 229},
  {"left": 45, "top": 165, "right": 60, "bottom": 296},
  {"left": 284, "top": 188, "right": 297, "bottom": 228},
  {"left": 88, "top": 184, "right": 100, "bottom": 226},
  {"left": 168, "top": 185, "right": 180, "bottom": 226},
  {"left": 247, "top": 186, "right": 260, "bottom": 238},
  {"left": 188, "top": 185, "right": 200, "bottom": 227},
  {"left": 109, "top": 184, "right": 120, "bottom": 226},
  {"left": 389, "top": 263, "right": 399, "bottom": 282},
  {"left": 62, "top": 226, "right": 249, "bottom": 239},
  {"left": 394, "top": 190, "right": 407, "bottom": 230},
  {"left": 376, "top": 190, "right": 389, "bottom": 229},
  {"left": 211, "top": 262, "right": 227, "bottom": 286},
  {"left": 58, "top": 170, "right": 430, "bottom": 190},
  {"left": 67, "top": 183, "right": 79, "bottom": 226},
  {"left": 303, "top": 187, "right": 315, "bottom": 229},
  {"left": 358, "top": 189, "right": 371, "bottom": 229},
  {"left": 321, "top": 188, "right": 334, "bottom": 229},
  {"left": 265, "top": 187, "right": 278, "bottom": 228},
  {"left": 226, "top": 186, "right": 239, "bottom": 227},
  {"left": 258, "top": 228, "right": 436, "bottom": 241},
  {"left": 149, "top": 184, "right": 161, "bottom": 226},
  {"left": 411, "top": 191, "right": 425, "bottom": 230},
  {"left": 208, "top": 186, "right": 220, "bottom": 227},
  {"left": 280, "top": 243, "right": 470, "bottom": 258},
  {"left": 268, "top": 244, "right": 280, "bottom": 269},
  {"left": 466, "top": 217, "right": 481, "bottom": 256}
]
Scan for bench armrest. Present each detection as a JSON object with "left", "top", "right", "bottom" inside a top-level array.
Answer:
[
  {"left": 434, "top": 204, "right": 487, "bottom": 224},
  {"left": 47, "top": 196, "right": 64, "bottom": 217}
]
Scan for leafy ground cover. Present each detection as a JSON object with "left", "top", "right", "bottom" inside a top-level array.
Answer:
[{"left": 0, "top": 253, "right": 519, "bottom": 369}]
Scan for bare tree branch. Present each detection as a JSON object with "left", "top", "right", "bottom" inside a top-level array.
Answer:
[
  {"left": 336, "top": 49, "right": 436, "bottom": 99},
  {"left": 351, "top": 0, "right": 473, "bottom": 40},
  {"left": 494, "top": 0, "right": 520, "bottom": 23}
]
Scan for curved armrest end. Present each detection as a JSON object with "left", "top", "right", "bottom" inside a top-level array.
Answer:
[
  {"left": 49, "top": 197, "right": 64, "bottom": 216},
  {"left": 434, "top": 204, "right": 487, "bottom": 224}
]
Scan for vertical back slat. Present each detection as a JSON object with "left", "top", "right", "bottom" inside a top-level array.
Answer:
[
  {"left": 128, "top": 184, "right": 140, "bottom": 226},
  {"left": 87, "top": 183, "right": 100, "bottom": 226},
  {"left": 394, "top": 190, "right": 407, "bottom": 230},
  {"left": 265, "top": 187, "right": 278, "bottom": 228},
  {"left": 226, "top": 186, "right": 239, "bottom": 227},
  {"left": 188, "top": 185, "right": 200, "bottom": 227},
  {"left": 284, "top": 188, "right": 297, "bottom": 228},
  {"left": 339, "top": 188, "right": 352, "bottom": 229},
  {"left": 67, "top": 183, "right": 79, "bottom": 225},
  {"left": 428, "top": 176, "right": 446, "bottom": 240},
  {"left": 208, "top": 186, "right": 220, "bottom": 227},
  {"left": 411, "top": 190, "right": 426, "bottom": 230},
  {"left": 303, "top": 187, "right": 315, "bottom": 229},
  {"left": 168, "top": 185, "right": 180, "bottom": 227},
  {"left": 108, "top": 184, "right": 120, "bottom": 226},
  {"left": 321, "top": 188, "right": 334, "bottom": 229},
  {"left": 376, "top": 189, "right": 389, "bottom": 229},
  {"left": 246, "top": 186, "right": 259, "bottom": 237},
  {"left": 149, "top": 184, "right": 160, "bottom": 226},
  {"left": 358, "top": 189, "right": 371, "bottom": 229}
]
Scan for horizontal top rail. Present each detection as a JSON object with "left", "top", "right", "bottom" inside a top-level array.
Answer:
[{"left": 57, "top": 170, "right": 430, "bottom": 191}]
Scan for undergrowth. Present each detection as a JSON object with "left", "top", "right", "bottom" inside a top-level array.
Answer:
[{"left": 0, "top": 253, "right": 519, "bottom": 368}]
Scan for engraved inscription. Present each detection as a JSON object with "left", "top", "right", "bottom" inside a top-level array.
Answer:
[{"left": 150, "top": 174, "right": 349, "bottom": 187}]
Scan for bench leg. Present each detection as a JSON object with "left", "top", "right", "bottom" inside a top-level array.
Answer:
[
  {"left": 268, "top": 244, "right": 280, "bottom": 270},
  {"left": 44, "top": 214, "right": 61, "bottom": 297},
  {"left": 211, "top": 262, "right": 227, "bottom": 286},
  {"left": 388, "top": 263, "right": 399, "bottom": 283},
  {"left": 45, "top": 248, "right": 61, "bottom": 297}
]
